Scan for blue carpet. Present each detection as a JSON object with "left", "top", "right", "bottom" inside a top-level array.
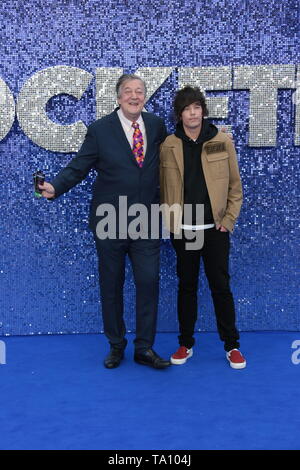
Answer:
[{"left": 0, "top": 332, "right": 299, "bottom": 450}]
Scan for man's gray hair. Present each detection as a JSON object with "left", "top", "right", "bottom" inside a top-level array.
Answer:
[{"left": 116, "top": 74, "right": 147, "bottom": 98}]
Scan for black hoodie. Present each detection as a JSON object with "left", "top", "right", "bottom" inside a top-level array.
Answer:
[{"left": 175, "top": 119, "right": 218, "bottom": 225}]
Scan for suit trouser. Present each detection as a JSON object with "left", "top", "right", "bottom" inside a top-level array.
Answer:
[
  {"left": 93, "top": 235, "right": 160, "bottom": 353},
  {"left": 171, "top": 227, "right": 240, "bottom": 352}
]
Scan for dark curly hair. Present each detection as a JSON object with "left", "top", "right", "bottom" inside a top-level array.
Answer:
[{"left": 173, "top": 86, "right": 208, "bottom": 122}]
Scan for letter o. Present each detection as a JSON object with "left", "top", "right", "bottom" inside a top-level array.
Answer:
[
  {"left": 0, "top": 78, "right": 15, "bottom": 141},
  {"left": 17, "top": 66, "right": 93, "bottom": 153}
]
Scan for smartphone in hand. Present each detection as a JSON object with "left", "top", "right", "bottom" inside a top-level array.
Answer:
[{"left": 33, "top": 170, "right": 45, "bottom": 198}]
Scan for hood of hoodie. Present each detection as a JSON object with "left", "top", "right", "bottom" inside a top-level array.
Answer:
[{"left": 175, "top": 118, "right": 218, "bottom": 144}]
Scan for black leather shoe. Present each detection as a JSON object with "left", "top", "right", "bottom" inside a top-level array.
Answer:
[
  {"left": 104, "top": 348, "right": 124, "bottom": 369},
  {"left": 134, "top": 349, "right": 171, "bottom": 369}
]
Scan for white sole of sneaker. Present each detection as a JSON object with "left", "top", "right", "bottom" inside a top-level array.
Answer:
[
  {"left": 227, "top": 357, "right": 247, "bottom": 369},
  {"left": 170, "top": 349, "right": 193, "bottom": 365}
]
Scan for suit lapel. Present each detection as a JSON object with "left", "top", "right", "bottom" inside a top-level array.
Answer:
[
  {"left": 141, "top": 112, "right": 154, "bottom": 167},
  {"left": 142, "top": 112, "right": 152, "bottom": 156},
  {"left": 109, "top": 109, "right": 138, "bottom": 166}
]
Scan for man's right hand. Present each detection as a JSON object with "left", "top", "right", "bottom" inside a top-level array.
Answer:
[
  {"left": 220, "top": 126, "right": 233, "bottom": 141},
  {"left": 38, "top": 181, "right": 55, "bottom": 199}
]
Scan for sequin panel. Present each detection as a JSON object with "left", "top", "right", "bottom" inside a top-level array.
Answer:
[{"left": 0, "top": 0, "right": 299, "bottom": 335}]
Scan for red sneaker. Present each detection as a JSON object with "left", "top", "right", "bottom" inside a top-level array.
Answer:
[
  {"left": 226, "top": 349, "right": 246, "bottom": 369},
  {"left": 170, "top": 346, "right": 193, "bottom": 365}
]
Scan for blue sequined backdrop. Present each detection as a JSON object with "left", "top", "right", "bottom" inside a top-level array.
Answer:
[{"left": 0, "top": 0, "right": 299, "bottom": 335}]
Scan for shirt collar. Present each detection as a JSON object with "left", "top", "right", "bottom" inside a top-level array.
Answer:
[{"left": 117, "top": 108, "right": 144, "bottom": 131}]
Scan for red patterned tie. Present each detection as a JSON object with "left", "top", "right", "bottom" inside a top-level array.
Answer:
[{"left": 132, "top": 121, "right": 144, "bottom": 167}]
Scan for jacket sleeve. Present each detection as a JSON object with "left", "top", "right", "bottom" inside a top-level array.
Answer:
[
  {"left": 50, "top": 125, "right": 99, "bottom": 198},
  {"left": 221, "top": 137, "right": 243, "bottom": 231}
]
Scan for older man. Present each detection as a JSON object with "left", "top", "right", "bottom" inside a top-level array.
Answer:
[{"left": 39, "top": 74, "right": 170, "bottom": 369}]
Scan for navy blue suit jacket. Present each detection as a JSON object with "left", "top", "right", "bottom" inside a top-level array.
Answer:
[{"left": 51, "top": 109, "right": 167, "bottom": 231}]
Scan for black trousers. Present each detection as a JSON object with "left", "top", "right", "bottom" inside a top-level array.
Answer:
[
  {"left": 171, "top": 228, "right": 240, "bottom": 352},
  {"left": 93, "top": 235, "right": 160, "bottom": 353}
]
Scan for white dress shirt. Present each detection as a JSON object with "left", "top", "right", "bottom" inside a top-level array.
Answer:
[{"left": 117, "top": 108, "right": 147, "bottom": 155}]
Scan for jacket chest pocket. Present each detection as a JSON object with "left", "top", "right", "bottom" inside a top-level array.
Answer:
[{"left": 205, "top": 152, "right": 229, "bottom": 180}]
